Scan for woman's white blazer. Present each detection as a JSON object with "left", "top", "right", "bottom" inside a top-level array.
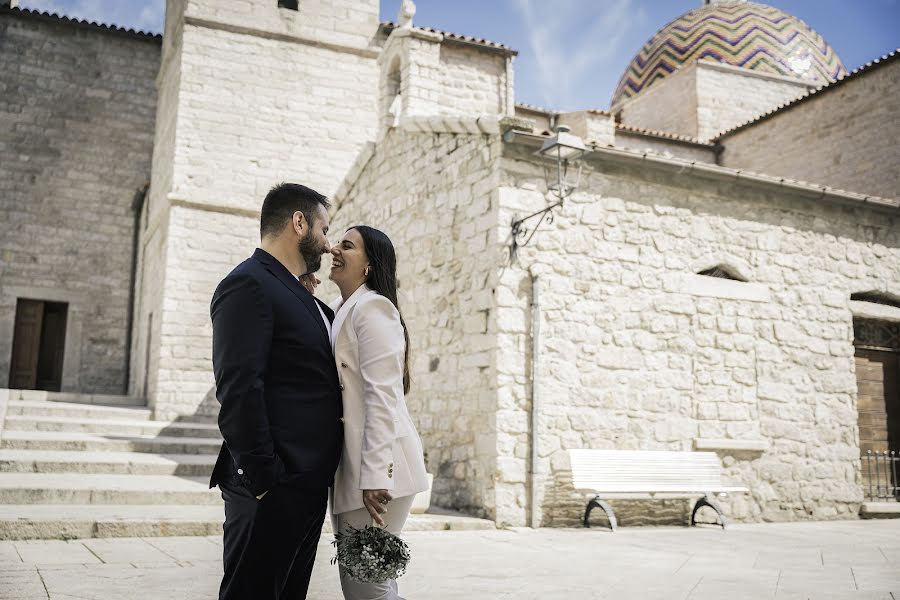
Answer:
[{"left": 329, "top": 285, "right": 429, "bottom": 516}]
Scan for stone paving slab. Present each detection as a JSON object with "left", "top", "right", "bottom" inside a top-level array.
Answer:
[
  {"left": 0, "top": 520, "right": 897, "bottom": 599},
  {"left": 12, "top": 540, "right": 101, "bottom": 565},
  {"left": 80, "top": 538, "right": 178, "bottom": 565}
]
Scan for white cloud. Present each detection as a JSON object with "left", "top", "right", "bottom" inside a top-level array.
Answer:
[{"left": 510, "top": 0, "right": 648, "bottom": 109}]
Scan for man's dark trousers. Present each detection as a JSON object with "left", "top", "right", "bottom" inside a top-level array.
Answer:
[
  {"left": 219, "top": 482, "right": 327, "bottom": 599},
  {"left": 209, "top": 248, "right": 342, "bottom": 600}
]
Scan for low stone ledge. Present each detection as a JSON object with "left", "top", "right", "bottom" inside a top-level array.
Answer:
[{"left": 860, "top": 502, "right": 900, "bottom": 519}]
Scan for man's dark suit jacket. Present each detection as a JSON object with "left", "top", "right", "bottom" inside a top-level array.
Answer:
[{"left": 209, "top": 248, "right": 342, "bottom": 497}]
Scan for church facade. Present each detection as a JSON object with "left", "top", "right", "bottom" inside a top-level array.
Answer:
[{"left": 1, "top": 0, "right": 898, "bottom": 527}]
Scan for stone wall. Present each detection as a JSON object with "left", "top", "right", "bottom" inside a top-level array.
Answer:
[
  {"left": 0, "top": 10, "right": 160, "bottom": 393},
  {"left": 614, "top": 130, "right": 717, "bottom": 163},
  {"left": 615, "top": 61, "right": 699, "bottom": 140},
  {"left": 319, "top": 116, "right": 503, "bottom": 518},
  {"left": 496, "top": 142, "right": 900, "bottom": 527},
  {"left": 136, "top": 0, "right": 384, "bottom": 418},
  {"left": 694, "top": 61, "right": 811, "bottom": 141},
  {"left": 380, "top": 28, "right": 512, "bottom": 128},
  {"left": 719, "top": 57, "right": 900, "bottom": 201},
  {"left": 616, "top": 61, "right": 810, "bottom": 142}
]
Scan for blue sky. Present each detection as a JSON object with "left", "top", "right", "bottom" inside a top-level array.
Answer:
[{"left": 20, "top": 0, "right": 899, "bottom": 111}]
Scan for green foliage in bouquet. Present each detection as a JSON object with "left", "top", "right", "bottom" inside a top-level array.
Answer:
[{"left": 331, "top": 524, "right": 411, "bottom": 584}]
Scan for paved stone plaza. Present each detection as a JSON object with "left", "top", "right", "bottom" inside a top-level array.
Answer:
[{"left": 0, "top": 519, "right": 898, "bottom": 599}]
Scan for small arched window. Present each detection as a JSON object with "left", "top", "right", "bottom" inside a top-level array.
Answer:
[{"left": 697, "top": 265, "right": 747, "bottom": 282}]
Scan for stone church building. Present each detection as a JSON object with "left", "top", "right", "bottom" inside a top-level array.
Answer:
[{"left": 1, "top": 0, "right": 898, "bottom": 532}]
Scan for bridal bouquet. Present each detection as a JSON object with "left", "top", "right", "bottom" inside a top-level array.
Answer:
[{"left": 332, "top": 524, "right": 411, "bottom": 583}]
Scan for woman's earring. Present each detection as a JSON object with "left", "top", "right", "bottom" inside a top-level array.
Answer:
[{"left": 364, "top": 266, "right": 371, "bottom": 278}]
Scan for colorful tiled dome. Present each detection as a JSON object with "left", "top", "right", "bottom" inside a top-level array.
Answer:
[{"left": 612, "top": 1, "right": 847, "bottom": 106}]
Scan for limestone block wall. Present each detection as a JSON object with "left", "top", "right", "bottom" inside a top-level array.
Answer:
[
  {"left": 0, "top": 10, "right": 160, "bottom": 393},
  {"left": 171, "top": 22, "right": 381, "bottom": 206},
  {"left": 719, "top": 58, "right": 900, "bottom": 201},
  {"left": 694, "top": 62, "right": 811, "bottom": 141},
  {"left": 381, "top": 29, "right": 512, "bottom": 126},
  {"left": 184, "top": 0, "right": 380, "bottom": 49},
  {"left": 614, "top": 131, "right": 717, "bottom": 163},
  {"left": 129, "top": 0, "right": 184, "bottom": 400},
  {"left": 434, "top": 44, "right": 509, "bottom": 117},
  {"left": 497, "top": 143, "right": 900, "bottom": 527},
  {"left": 614, "top": 62, "right": 699, "bottom": 140},
  {"left": 557, "top": 111, "right": 615, "bottom": 146},
  {"left": 137, "top": 0, "right": 384, "bottom": 418},
  {"left": 616, "top": 61, "right": 810, "bottom": 142},
  {"left": 319, "top": 118, "right": 503, "bottom": 518}
]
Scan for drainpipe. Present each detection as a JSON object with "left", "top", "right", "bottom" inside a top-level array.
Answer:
[
  {"left": 529, "top": 268, "right": 542, "bottom": 528},
  {"left": 125, "top": 183, "right": 148, "bottom": 395}
]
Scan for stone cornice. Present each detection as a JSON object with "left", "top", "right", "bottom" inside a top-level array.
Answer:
[
  {"left": 504, "top": 129, "right": 900, "bottom": 214},
  {"left": 184, "top": 15, "right": 381, "bottom": 59}
]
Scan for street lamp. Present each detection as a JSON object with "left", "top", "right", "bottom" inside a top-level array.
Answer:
[{"left": 510, "top": 125, "right": 587, "bottom": 258}]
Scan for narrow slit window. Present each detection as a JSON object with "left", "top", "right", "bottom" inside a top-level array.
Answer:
[{"left": 278, "top": 0, "right": 299, "bottom": 10}]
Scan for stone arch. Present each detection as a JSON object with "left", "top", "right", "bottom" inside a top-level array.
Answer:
[
  {"left": 381, "top": 54, "right": 403, "bottom": 130},
  {"left": 850, "top": 290, "right": 900, "bottom": 309}
]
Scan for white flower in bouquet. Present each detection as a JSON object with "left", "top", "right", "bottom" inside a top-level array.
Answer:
[{"left": 331, "top": 524, "right": 411, "bottom": 583}]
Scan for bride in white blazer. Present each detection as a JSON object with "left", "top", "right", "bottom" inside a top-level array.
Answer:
[{"left": 327, "top": 225, "right": 429, "bottom": 600}]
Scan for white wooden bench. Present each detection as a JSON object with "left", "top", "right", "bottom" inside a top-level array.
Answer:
[{"left": 568, "top": 449, "right": 748, "bottom": 530}]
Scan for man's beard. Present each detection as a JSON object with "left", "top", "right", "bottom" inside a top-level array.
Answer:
[{"left": 298, "top": 230, "right": 324, "bottom": 275}]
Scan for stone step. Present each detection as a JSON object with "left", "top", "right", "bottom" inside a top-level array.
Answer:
[
  {"left": 0, "top": 505, "right": 223, "bottom": 540},
  {"left": 0, "top": 473, "right": 220, "bottom": 505},
  {"left": 3, "top": 415, "right": 222, "bottom": 438},
  {"left": 0, "top": 505, "right": 495, "bottom": 540},
  {"left": 3, "top": 389, "right": 145, "bottom": 406},
  {"left": 860, "top": 502, "right": 900, "bottom": 519},
  {"left": 0, "top": 431, "right": 222, "bottom": 454},
  {"left": 5, "top": 400, "right": 153, "bottom": 421},
  {"left": 0, "top": 449, "right": 216, "bottom": 476}
]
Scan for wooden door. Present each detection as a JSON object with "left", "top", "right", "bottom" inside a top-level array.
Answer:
[
  {"left": 35, "top": 302, "right": 67, "bottom": 392},
  {"left": 856, "top": 347, "right": 900, "bottom": 499},
  {"left": 9, "top": 299, "right": 44, "bottom": 389},
  {"left": 856, "top": 349, "right": 900, "bottom": 454},
  {"left": 8, "top": 299, "right": 68, "bottom": 391}
]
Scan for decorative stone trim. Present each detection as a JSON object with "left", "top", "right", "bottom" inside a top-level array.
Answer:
[{"left": 694, "top": 438, "right": 769, "bottom": 452}]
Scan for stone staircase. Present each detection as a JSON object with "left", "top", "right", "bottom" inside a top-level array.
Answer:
[
  {"left": 0, "top": 390, "right": 223, "bottom": 540},
  {"left": 0, "top": 390, "right": 495, "bottom": 539}
]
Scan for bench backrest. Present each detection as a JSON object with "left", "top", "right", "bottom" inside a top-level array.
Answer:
[{"left": 568, "top": 449, "right": 728, "bottom": 493}]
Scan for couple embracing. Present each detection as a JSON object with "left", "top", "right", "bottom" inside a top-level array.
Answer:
[{"left": 208, "top": 183, "right": 429, "bottom": 599}]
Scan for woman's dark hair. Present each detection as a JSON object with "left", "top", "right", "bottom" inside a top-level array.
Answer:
[{"left": 349, "top": 225, "right": 411, "bottom": 394}]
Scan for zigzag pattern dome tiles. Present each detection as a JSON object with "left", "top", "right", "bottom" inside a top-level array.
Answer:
[{"left": 611, "top": 1, "right": 847, "bottom": 106}]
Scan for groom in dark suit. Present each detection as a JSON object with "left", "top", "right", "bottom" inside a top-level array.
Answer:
[{"left": 209, "top": 182, "right": 342, "bottom": 600}]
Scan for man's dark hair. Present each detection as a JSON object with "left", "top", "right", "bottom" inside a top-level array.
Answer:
[{"left": 260, "top": 183, "right": 330, "bottom": 238}]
